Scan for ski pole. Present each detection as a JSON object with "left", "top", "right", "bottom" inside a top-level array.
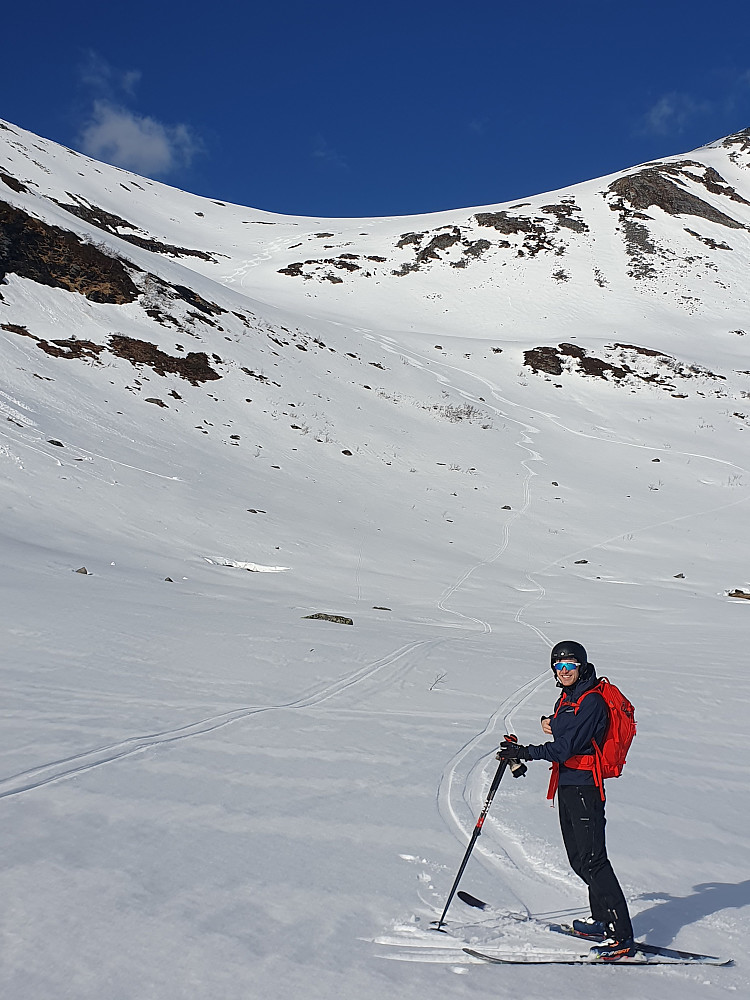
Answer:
[{"left": 433, "top": 744, "right": 525, "bottom": 932}]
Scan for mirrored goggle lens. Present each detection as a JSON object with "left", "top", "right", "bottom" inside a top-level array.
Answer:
[{"left": 554, "top": 660, "right": 579, "bottom": 671}]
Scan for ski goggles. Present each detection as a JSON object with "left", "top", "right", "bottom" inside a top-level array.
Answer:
[{"left": 553, "top": 660, "right": 580, "bottom": 671}]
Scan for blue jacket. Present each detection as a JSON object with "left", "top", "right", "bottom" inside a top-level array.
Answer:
[{"left": 525, "top": 668, "right": 608, "bottom": 787}]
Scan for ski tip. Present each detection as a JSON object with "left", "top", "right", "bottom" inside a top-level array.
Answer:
[{"left": 457, "top": 890, "right": 487, "bottom": 910}]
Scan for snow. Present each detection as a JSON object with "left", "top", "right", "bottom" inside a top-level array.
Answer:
[{"left": 0, "top": 118, "right": 749, "bottom": 996}]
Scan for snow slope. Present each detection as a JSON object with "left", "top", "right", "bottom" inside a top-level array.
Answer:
[{"left": 1, "top": 118, "right": 749, "bottom": 997}]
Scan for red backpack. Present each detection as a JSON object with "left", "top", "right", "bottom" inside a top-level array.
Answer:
[{"left": 547, "top": 677, "right": 636, "bottom": 802}]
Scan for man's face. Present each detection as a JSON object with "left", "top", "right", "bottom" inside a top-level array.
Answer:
[{"left": 555, "top": 660, "right": 580, "bottom": 687}]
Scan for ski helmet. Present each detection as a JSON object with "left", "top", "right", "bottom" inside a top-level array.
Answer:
[{"left": 550, "top": 640, "right": 588, "bottom": 673}]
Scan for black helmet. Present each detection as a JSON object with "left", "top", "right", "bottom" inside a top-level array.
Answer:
[{"left": 550, "top": 640, "right": 588, "bottom": 673}]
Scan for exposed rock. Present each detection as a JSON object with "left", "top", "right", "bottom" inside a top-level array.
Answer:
[
  {"left": 620, "top": 217, "right": 661, "bottom": 280},
  {"left": 474, "top": 210, "right": 556, "bottom": 257},
  {"left": 53, "top": 197, "right": 138, "bottom": 235},
  {"left": 169, "top": 283, "right": 224, "bottom": 316},
  {"left": 685, "top": 228, "right": 733, "bottom": 250},
  {"left": 462, "top": 238, "right": 491, "bottom": 258},
  {"left": 392, "top": 228, "right": 467, "bottom": 274},
  {"left": 475, "top": 211, "right": 540, "bottom": 235},
  {"left": 722, "top": 127, "right": 750, "bottom": 166},
  {"left": 278, "top": 262, "right": 305, "bottom": 277},
  {"left": 558, "top": 342, "right": 630, "bottom": 380},
  {"left": 329, "top": 257, "right": 361, "bottom": 272},
  {"left": 303, "top": 613, "right": 354, "bottom": 625},
  {"left": 38, "top": 337, "right": 105, "bottom": 361},
  {"left": 0, "top": 200, "right": 140, "bottom": 303},
  {"left": 123, "top": 234, "right": 216, "bottom": 260},
  {"left": 693, "top": 165, "right": 750, "bottom": 204},
  {"left": 397, "top": 232, "right": 424, "bottom": 248},
  {"left": 108, "top": 336, "right": 222, "bottom": 385},
  {"left": 524, "top": 346, "right": 563, "bottom": 375},
  {"left": 30, "top": 326, "right": 224, "bottom": 389},
  {"left": 611, "top": 343, "right": 667, "bottom": 358},
  {"left": 54, "top": 195, "right": 217, "bottom": 261},
  {"left": 540, "top": 201, "right": 589, "bottom": 233},
  {"left": 605, "top": 161, "right": 750, "bottom": 279},
  {"left": 609, "top": 166, "right": 746, "bottom": 228},
  {"left": 524, "top": 341, "right": 724, "bottom": 388},
  {"left": 0, "top": 171, "right": 28, "bottom": 193},
  {"left": 416, "top": 228, "right": 462, "bottom": 262},
  {"left": 1, "top": 322, "right": 32, "bottom": 336},
  {"left": 279, "top": 254, "right": 362, "bottom": 279}
]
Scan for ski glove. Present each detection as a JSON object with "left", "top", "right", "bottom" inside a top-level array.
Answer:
[{"left": 496, "top": 738, "right": 531, "bottom": 761}]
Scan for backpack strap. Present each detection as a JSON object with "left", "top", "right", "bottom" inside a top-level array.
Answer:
[{"left": 546, "top": 682, "right": 607, "bottom": 802}]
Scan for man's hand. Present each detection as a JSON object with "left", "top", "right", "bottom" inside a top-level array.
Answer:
[
  {"left": 496, "top": 737, "right": 530, "bottom": 761},
  {"left": 541, "top": 716, "right": 552, "bottom": 736}
]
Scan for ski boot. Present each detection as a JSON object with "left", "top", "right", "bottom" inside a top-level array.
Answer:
[
  {"left": 590, "top": 937, "right": 637, "bottom": 962},
  {"left": 571, "top": 917, "right": 608, "bottom": 940}
]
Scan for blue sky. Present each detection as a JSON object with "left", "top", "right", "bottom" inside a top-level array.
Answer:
[{"left": 3, "top": 0, "right": 750, "bottom": 218}]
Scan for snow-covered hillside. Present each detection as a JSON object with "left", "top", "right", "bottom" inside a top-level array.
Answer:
[{"left": 1, "top": 118, "right": 749, "bottom": 997}]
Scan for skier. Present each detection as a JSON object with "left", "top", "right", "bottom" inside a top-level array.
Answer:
[{"left": 495, "top": 640, "right": 635, "bottom": 961}]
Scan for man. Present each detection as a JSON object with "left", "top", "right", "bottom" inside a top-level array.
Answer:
[{"left": 496, "top": 640, "right": 634, "bottom": 961}]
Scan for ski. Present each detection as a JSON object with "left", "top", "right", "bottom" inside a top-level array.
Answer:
[
  {"left": 456, "top": 890, "right": 528, "bottom": 923},
  {"left": 464, "top": 947, "right": 732, "bottom": 966},
  {"left": 457, "top": 890, "right": 489, "bottom": 910},
  {"left": 549, "top": 922, "right": 731, "bottom": 965},
  {"left": 455, "top": 893, "right": 732, "bottom": 966}
]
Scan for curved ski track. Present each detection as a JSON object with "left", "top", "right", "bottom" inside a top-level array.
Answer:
[
  {"left": 357, "top": 328, "right": 750, "bottom": 941},
  {"left": 0, "top": 638, "right": 441, "bottom": 801},
  {"left": 4, "top": 316, "right": 750, "bottom": 951}
]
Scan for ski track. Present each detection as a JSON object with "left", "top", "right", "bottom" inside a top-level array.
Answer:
[
  {"left": 357, "top": 329, "right": 750, "bottom": 958},
  {"left": 0, "top": 417, "right": 184, "bottom": 482},
  {"left": 0, "top": 638, "right": 439, "bottom": 801},
  {"left": 358, "top": 330, "right": 568, "bottom": 923},
  {"left": 6, "top": 314, "right": 750, "bottom": 964},
  {"left": 220, "top": 235, "right": 297, "bottom": 287}
]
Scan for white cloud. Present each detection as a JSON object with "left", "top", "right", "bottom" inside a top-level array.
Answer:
[
  {"left": 79, "top": 51, "right": 141, "bottom": 101},
  {"left": 75, "top": 54, "right": 202, "bottom": 178},
  {"left": 641, "top": 92, "right": 712, "bottom": 135},
  {"left": 120, "top": 70, "right": 142, "bottom": 99},
  {"left": 79, "top": 101, "right": 200, "bottom": 177}
]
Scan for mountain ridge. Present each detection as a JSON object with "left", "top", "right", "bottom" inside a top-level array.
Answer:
[
  {"left": 3, "top": 119, "right": 750, "bottom": 386},
  {"left": 1, "top": 119, "right": 750, "bottom": 1000}
]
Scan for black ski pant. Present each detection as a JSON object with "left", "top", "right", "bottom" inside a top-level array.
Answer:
[{"left": 557, "top": 784, "right": 633, "bottom": 941}]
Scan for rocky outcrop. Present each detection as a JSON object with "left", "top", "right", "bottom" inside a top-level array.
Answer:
[{"left": 0, "top": 200, "right": 139, "bottom": 303}]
